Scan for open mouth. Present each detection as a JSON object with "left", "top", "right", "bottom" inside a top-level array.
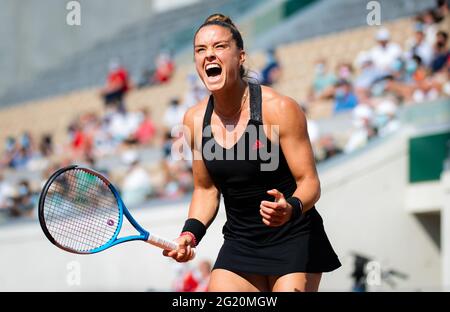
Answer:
[{"left": 205, "top": 63, "right": 222, "bottom": 78}]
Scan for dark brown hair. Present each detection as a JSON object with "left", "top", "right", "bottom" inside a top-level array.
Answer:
[{"left": 194, "top": 13, "right": 246, "bottom": 77}]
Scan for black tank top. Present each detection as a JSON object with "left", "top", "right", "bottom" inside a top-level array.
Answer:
[{"left": 202, "top": 83, "right": 308, "bottom": 247}]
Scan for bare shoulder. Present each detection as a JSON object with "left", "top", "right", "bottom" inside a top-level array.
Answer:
[
  {"left": 183, "top": 96, "right": 209, "bottom": 129},
  {"left": 260, "top": 85, "right": 305, "bottom": 126},
  {"left": 182, "top": 97, "right": 209, "bottom": 150}
]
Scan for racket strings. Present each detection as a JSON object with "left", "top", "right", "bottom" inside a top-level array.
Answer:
[
  {"left": 45, "top": 171, "right": 118, "bottom": 251},
  {"left": 43, "top": 169, "right": 120, "bottom": 252},
  {"left": 45, "top": 175, "right": 113, "bottom": 250},
  {"left": 46, "top": 193, "right": 113, "bottom": 250}
]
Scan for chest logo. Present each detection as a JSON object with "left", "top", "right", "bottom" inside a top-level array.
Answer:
[{"left": 252, "top": 139, "right": 265, "bottom": 150}]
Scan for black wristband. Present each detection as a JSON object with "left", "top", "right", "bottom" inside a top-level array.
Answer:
[
  {"left": 181, "top": 218, "right": 207, "bottom": 246},
  {"left": 286, "top": 196, "right": 303, "bottom": 221}
]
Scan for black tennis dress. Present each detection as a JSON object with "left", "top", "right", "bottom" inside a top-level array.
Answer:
[{"left": 202, "top": 82, "right": 341, "bottom": 275}]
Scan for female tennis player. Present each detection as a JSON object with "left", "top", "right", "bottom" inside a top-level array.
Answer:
[{"left": 163, "top": 14, "right": 341, "bottom": 292}]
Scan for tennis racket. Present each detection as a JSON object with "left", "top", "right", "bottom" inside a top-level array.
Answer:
[{"left": 38, "top": 164, "right": 194, "bottom": 258}]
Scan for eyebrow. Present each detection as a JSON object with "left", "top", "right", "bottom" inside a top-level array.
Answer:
[{"left": 194, "top": 40, "right": 231, "bottom": 48}]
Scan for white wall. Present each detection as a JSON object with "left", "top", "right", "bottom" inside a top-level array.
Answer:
[
  {"left": 441, "top": 170, "right": 450, "bottom": 290},
  {"left": 318, "top": 131, "right": 441, "bottom": 291}
]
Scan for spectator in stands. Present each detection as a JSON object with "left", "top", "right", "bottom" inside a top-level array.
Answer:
[
  {"left": 81, "top": 113, "right": 110, "bottom": 161},
  {"left": 309, "top": 59, "right": 336, "bottom": 100},
  {"left": 301, "top": 105, "right": 320, "bottom": 147},
  {"left": 9, "top": 180, "right": 36, "bottom": 218},
  {"left": 316, "top": 135, "right": 343, "bottom": 162},
  {"left": 389, "top": 57, "right": 408, "bottom": 83},
  {"left": 436, "top": 0, "right": 449, "bottom": 20},
  {"left": 260, "top": 48, "right": 282, "bottom": 86},
  {"left": 354, "top": 55, "right": 384, "bottom": 100},
  {"left": 306, "top": 116, "right": 320, "bottom": 148},
  {"left": 374, "top": 98, "right": 401, "bottom": 137},
  {"left": 443, "top": 58, "right": 450, "bottom": 96},
  {"left": 431, "top": 31, "right": 450, "bottom": 73},
  {"left": 20, "top": 131, "right": 34, "bottom": 158},
  {"left": 39, "top": 134, "right": 54, "bottom": 158},
  {"left": 100, "top": 58, "right": 131, "bottom": 113},
  {"left": 132, "top": 108, "right": 157, "bottom": 146},
  {"left": 153, "top": 51, "right": 175, "bottom": 84},
  {"left": 336, "top": 62, "right": 354, "bottom": 82},
  {"left": 385, "top": 55, "right": 439, "bottom": 103},
  {"left": 344, "top": 104, "right": 376, "bottom": 154},
  {"left": 163, "top": 97, "right": 187, "bottom": 132},
  {"left": 179, "top": 268, "right": 199, "bottom": 292},
  {"left": 2, "top": 132, "right": 39, "bottom": 170},
  {"left": 87, "top": 116, "right": 115, "bottom": 158},
  {"left": 4, "top": 136, "right": 16, "bottom": 153},
  {"left": 1, "top": 137, "right": 17, "bottom": 168},
  {"left": 0, "top": 171, "right": 12, "bottom": 214},
  {"left": 194, "top": 260, "right": 212, "bottom": 292},
  {"left": 430, "top": 53, "right": 450, "bottom": 97},
  {"left": 9, "top": 147, "right": 30, "bottom": 169},
  {"left": 172, "top": 259, "right": 212, "bottom": 292},
  {"left": 409, "top": 55, "right": 440, "bottom": 102},
  {"left": 182, "top": 74, "right": 209, "bottom": 108},
  {"left": 160, "top": 130, "right": 193, "bottom": 199},
  {"left": 407, "top": 55, "right": 427, "bottom": 83},
  {"left": 405, "top": 24, "right": 434, "bottom": 67},
  {"left": 137, "top": 68, "right": 155, "bottom": 89},
  {"left": 67, "top": 120, "right": 89, "bottom": 160},
  {"left": 301, "top": 105, "right": 331, "bottom": 162},
  {"left": 121, "top": 151, "right": 153, "bottom": 207},
  {"left": 171, "top": 263, "right": 191, "bottom": 291},
  {"left": 367, "top": 28, "right": 402, "bottom": 74},
  {"left": 162, "top": 131, "right": 174, "bottom": 161},
  {"left": 107, "top": 109, "right": 142, "bottom": 144},
  {"left": 333, "top": 79, "right": 358, "bottom": 113},
  {"left": 421, "top": 9, "right": 440, "bottom": 46}
]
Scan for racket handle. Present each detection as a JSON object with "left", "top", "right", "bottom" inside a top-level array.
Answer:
[{"left": 147, "top": 233, "right": 196, "bottom": 260}]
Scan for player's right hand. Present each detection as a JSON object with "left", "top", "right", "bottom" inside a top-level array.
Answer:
[{"left": 162, "top": 234, "right": 195, "bottom": 262}]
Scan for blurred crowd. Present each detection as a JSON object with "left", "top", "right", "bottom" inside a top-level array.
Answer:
[
  {"left": 303, "top": 2, "right": 449, "bottom": 160},
  {"left": 1, "top": 1, "right": 449, "bottom": 223},
  {"left": 0, "top": 51, "right": 202, "bottom": 221},
  {"left": 171, "top": 259, "right": 212, "bottom": 292}
]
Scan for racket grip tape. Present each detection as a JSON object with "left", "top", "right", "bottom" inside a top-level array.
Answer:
[{"left": 146, "top": 233, "right": 196, "bottom": 260}]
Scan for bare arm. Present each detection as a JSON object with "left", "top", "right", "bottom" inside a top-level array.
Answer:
[
  {"left": 260, "top": 91, "right": 320, "bottom": 227},
  {"left": 163, "top": 103, "right": 220, "bottom": 261},
  {"left": 184, "top": 105, "right": 221, "bottom": 226},
  {"left": 277, "top": 96, "right": 320, "bottom": 212}
]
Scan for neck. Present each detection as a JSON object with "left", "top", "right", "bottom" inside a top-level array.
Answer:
[{"left": 212, "top": 79, "right": 247, "bottom": 118}]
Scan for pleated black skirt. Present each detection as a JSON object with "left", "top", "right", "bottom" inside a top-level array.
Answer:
[{"left": 213, "top": 209, "right": 341, "bottom": 275}]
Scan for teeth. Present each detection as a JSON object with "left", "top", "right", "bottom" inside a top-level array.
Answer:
[{"left": 206, "top": 64, "right": 220, "bottom": 70}]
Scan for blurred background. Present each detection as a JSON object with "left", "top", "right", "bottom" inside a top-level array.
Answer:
[{"left": 0, "top": 0, "right": 449, "bottom": 291}]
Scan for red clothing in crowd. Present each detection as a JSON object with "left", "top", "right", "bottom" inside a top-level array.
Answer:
[
  {"left": 154, "top": 61, "right": 174, "bottom": 84},
  {"left": 182, "top": 271, "right": 198, "bottom": 292},
  {"left": 134, "top": 119, "right": 156, "bottom": 145},
  {"left": 107, "top": 67, "right": 130, "bottom": 92},
  {"left": 72, "top": 130, "right": 86, "bottom": 150},
  {"left": 174, "top": 270, "right": 210, "bottom": 292}
]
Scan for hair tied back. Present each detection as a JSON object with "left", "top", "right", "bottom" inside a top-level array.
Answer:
[{"left": 204, "top": 13, "right": 236, "bottom": 28}]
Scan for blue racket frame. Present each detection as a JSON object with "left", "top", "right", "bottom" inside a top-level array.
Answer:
[
  {"left": 89, "top": 182, "right": 151, "bottom": 253},
  {"left": 39, "top": 165, "right": 152, "bottom": 254}
]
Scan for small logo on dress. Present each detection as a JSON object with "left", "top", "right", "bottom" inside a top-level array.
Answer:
[{"left": 252, "top": 139, "right": 265, "bottom": 150}]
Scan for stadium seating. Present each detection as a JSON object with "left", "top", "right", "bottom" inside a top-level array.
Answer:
[{"left": 0, "top": 16, "right": 431, "bottom": 146}]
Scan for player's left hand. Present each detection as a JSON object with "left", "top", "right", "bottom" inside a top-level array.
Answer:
[{"left": 260, "top": 189, "right": 292, "bottom": 227}]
